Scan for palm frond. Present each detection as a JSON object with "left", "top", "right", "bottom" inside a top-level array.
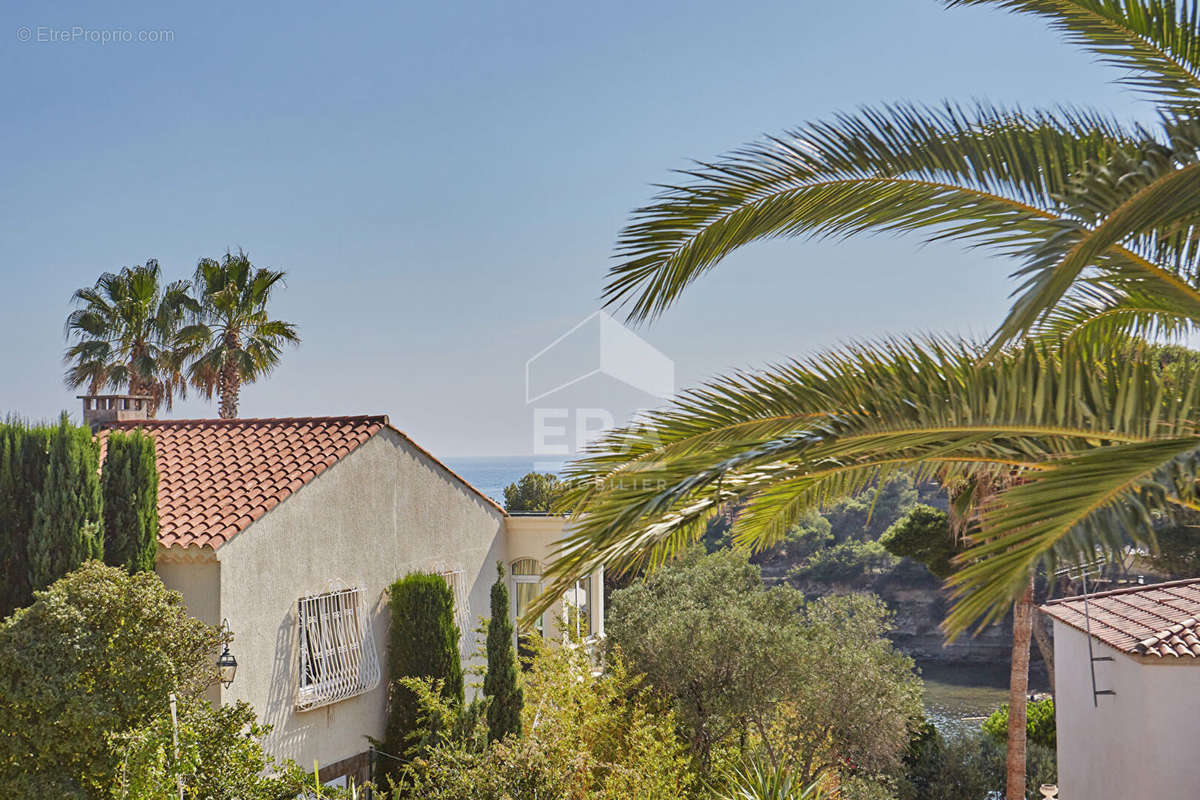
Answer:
[
  {"left": 950, "top": 0, "right": 1200, "bottom": 110},
  {"left": 534, "top": 339, "right": 1200, "bottom": 634},
  {"left": 603, "top": 104, "right": 1148, "bottom": 324}
]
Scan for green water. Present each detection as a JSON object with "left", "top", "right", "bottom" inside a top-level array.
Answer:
[{"left": 918, "top": 661, "right": 1050, "bottom": 738}]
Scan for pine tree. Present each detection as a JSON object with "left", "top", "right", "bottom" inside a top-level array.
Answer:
[
  {"left": 382, "top": 572, "right": 464, "bottom": 782},
  {"left": 484, "top": 562, "right": 523, "bottom": 743},
  {"left": 28, "top": 417, "right": 102, "bottom": 591},
  {"left": 101, "top": 430, "right": 159, "bottom": 574}
]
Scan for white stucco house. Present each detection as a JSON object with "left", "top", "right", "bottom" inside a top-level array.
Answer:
[
  {"left": 1041, "top": 578, "right": 1200, "bottom": 800},
  {"left": 87, "top": 397, "right": 602, "bottom": 786}
]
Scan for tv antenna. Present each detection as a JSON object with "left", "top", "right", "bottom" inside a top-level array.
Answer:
[{"left": 1054, "top": 557, "right": 1115, "bottom": 707}]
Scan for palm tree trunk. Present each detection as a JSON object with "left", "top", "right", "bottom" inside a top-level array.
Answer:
[
  {"left": 218, "top": 331, "right": 240, "bottom": 419},
  {"left": 1006, "top": 578, "right": 1034, "bottom": 800},
  {"left": 218, "top": 366, "right": 240, "bottom": 419}
]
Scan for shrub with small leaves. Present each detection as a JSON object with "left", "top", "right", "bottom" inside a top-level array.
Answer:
[
  {"left": 982, "top": 697, "right": 1056, "bottom": 750},
  {"left": 0, "top": 562, "right": 220, "bottom": 797}
]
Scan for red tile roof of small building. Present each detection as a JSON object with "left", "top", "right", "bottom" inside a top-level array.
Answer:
[
  {"left": 1041, "top": 578, "right": 1200, "bottom": 659},
  {"left": 98, "top": 416, "right": 503, "bottom": 551}
]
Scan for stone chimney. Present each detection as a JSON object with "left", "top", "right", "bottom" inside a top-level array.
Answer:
[{"left": 78, "top": 394, "right": 152, "bottom": 430}]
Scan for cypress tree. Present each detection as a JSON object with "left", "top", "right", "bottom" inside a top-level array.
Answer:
[
  {"left": 28, "top": 416, "right": 102, "bottom": 591},
  {"left": 0, "top": 423, "right": 50, "bottom": 617},
  {"left": 101, "top": 430, "right": 159, "bottom": 574},
  {"left": 382, "top": 572, "right": 463, "bottom": 782},
  {"left": 484, "top": 562, "right": 523, "bottom": 743}
]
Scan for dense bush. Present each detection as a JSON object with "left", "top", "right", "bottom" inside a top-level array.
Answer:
[
  {"left": 898, "top": 721, "right": 1056, "bottom": 800},
  {"left": 101, "top": 430, "right": 159, "bottom": 574},
  {"left": 397, "top": 639, "right": 694, "bottom": 800},
  {"left": 113, "top": 698, "right": 298, "bottom": 800},
  {"left": 608, "top": 549, "right": 922, "bottom": 785},
  {"left": 787, "top": 539, "right": 893, "bottom": 584},
  {"left": 28, "top": 416, "right": 103, "bottom": 592},
  {"left": 382, "top": 572, "right": 464, "bottom": 783},
  {"left": 0, "top": 562, "right": 221, "bottom": 797},
  {"left": 781, "top": 512, "right": 834, "bottom": 561},
  {"left": 879, "top": 505, "right": 960, "bottom": 579},
  {"left": 982, "top": 697, "right": 1056, "bottom": 750}
]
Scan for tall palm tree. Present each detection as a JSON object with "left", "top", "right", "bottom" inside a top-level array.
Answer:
[
  {"left": 63, "top": 260, "right": 196, "bottom": 416},
  {"left": 182, "top": 250, "right": 300, "bottom": 419},
  {"left": 541, "top": 3, "right": 1200, "bottom": 798}
]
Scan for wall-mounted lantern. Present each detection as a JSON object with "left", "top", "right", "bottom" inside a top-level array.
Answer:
[{"left": 218, "top": 619, "right": 238, "bottom": 688}]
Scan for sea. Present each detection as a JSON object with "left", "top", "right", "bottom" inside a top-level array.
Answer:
[
  {"left": 444, "top": 456, "right": 557, "bottom": 507},
  {"left": 447, "top": 456, "right": 1015, "bottom": 734}
]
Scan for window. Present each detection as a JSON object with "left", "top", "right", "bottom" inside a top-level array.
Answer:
[
  {"left": 297, "top": 586, "right": 380, "bottom": 711},
  {"left": 511, "top": 559, "right": 544, "bottom": 636},
  {"left": 565, "top": 575, "right": 592, "bottom": 640}
]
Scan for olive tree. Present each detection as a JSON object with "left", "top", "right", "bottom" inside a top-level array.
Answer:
[{"left": 607, "top": 549, "right": 922, "bottom": 783}]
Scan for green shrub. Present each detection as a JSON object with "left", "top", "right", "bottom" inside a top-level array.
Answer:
[
  {"left": 879, "top": 504, "right": 959, "bottom": 579},
  {"left": 483, "top": 563, "right": 522, "bottom": 743},
  {"left": 28, "top": 416, "right": 103, "bottom": 591},
  {"left": 102, "top": 430, "right": 159, "bottom": 574},
  {"left": 381, "top": 572, "right": 464, "bottom": 783},
  {"left": 787, "top": 539, "right": 893, "bottom": 584},
  {"left": 982, "top": 697, "right": 1056, "bottom": 749},
  {"left": 113, "top": 699, "right": 283, "bottom": 799},
  {"left": 399, "top": 639, "right": 694, "bottom": 800},
  {"left": 0, "top": 562, "right": 221, "bottom": 797},
  {"left": 782, "top": 513, "right": 834, "bottom": 561},
  {"left": 898, "top": 726, "right": 1056, "bottom": 800}
]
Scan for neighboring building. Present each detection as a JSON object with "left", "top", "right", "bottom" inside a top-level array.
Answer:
[
  {"left": 1041, "top": 579, "right": 1200, "bottom": 800},
  {"left": 89, "top": 398, "right": 603, "bottom": 786}
]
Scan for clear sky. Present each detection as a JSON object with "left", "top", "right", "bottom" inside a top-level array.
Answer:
[{"left": 0, "top": 0, "right": 1148, "bottom": 456}]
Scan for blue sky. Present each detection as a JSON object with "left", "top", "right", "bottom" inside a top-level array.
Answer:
[{"left": 0, "top": 0, "right": 1147, "bottom": 455}]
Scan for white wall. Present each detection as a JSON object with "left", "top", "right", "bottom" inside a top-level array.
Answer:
[
  {"left": 1053, "top": 620, "right": 1200, "bottom": 799},
  {"left": 210, "top": 428, "right": 507, "bottom": 772}
]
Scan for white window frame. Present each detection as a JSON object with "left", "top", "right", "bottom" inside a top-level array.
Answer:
[
  {"left": 565, "top": 575, "right": 592, "bottom": 640},
  {"left": 511, "top": 559, "right": 544, "bottom": 636},
  {"left": 296, "top": 585, "right": 380, "bottom": 711}
]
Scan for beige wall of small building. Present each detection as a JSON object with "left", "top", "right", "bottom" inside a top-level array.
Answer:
[
  {"left": 1053, "top": 619, "right": 1200, "bottom": 799},
  {"left": 504, "top": 514, "right": 604, "bottom": 641},
  {"left": 161, "top": 428, "right": 507, "bottom": 775}
]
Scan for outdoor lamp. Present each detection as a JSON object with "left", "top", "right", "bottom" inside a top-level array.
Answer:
[{"left": 218, "top": 619, "right": 238, "bottom": 688}]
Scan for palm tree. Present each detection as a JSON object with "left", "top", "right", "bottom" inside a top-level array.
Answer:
[
  {"left": 580, "top": 0, "right": 1200, "bottom": 621},
  {"left": 63, "top": 260, "right": 196, "bottom": 415},
  {"left": 547, "top": 341, "right": 1200, "bottom": 798},
  {"left": 540, "top": 4, "right": 1200, "bottom": 797},
  {"left": 181, "top": 250, "right": 300, "bottom": 418}
]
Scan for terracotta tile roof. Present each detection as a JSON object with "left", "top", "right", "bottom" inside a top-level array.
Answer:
[
  {"left": 1041, "top": 578, "right": 1200, "bottom": 659},
  {"left": 99, "top": 416, "right": 387, "bottom": 550}
]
